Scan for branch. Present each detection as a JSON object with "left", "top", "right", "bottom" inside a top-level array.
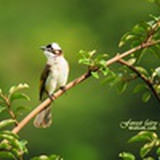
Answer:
[
  {"left": 12, "top": 39, "right": 160, "bottom": 134},
  {"left": 145, "top": 20, "right": 160, "bottom": 43},
  {"left": 118, "top": 59, "right": 160, "bottom": 103}
]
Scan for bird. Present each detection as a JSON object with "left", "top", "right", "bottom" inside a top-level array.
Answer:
[{"left": 34, "top": 42, "right": 69, "bottom": 128}]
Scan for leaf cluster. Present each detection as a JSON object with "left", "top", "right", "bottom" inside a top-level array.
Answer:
[
  {"left": 78, "top": 15, "right": 160, "bottom": 103},
  {"left": 78, "top": 50, "right": 109, "bottom": 79},
  {"left": 0, "top": 83, "right": 30, "bottom": 121},
  {"left": 119, "top": 131, "right": 160, "bottom": 160},
  {"left": 0, "top": 119, "right": 27, "bottom": 160},
  {"left": 0, "top": 83, "right": 63, "bottom": 160},
  {"left": 31, "top": 154, "right": 63, "bottom": 160}
]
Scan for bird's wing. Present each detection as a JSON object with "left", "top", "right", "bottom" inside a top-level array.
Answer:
[{"left": 39, "top": 64, "right": 51, "bottom": 100}]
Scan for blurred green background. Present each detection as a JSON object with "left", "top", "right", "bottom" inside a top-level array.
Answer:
[{"left": 0, "top": 0, "right": 159, "bottom": 159}]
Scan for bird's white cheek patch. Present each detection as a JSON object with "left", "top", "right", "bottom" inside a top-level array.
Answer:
[{"left": 44, "top": 51, "right": 56, "bottom": 59}]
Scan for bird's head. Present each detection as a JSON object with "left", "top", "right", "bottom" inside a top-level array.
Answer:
[{"left": 41, "top": 42, "right": 63, "bottom": 59}]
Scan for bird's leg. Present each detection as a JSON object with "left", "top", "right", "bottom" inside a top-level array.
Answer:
[
  {"left": 60, "top": 86, "right": 66, "bottom": 92},
  {"left": 45, "top": 90, "right": 56, "bottom": 101}
]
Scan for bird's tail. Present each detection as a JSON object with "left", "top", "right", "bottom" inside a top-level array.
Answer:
[{"left": 34, "top": 105, "right": 52, "bottom": 128}]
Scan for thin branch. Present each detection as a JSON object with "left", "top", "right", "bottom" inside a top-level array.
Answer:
[
  {"left": 145, "top": 20, "right": 160, "bottom": 43},
  {"left": 11, "top": 39, "right": 160, "bottom": 134},
  {"left": 118, "top": 59, "right": 160, "bottom": 103},
  {"left": 1, "top": 94, "right": 19, "bottom": 125}
]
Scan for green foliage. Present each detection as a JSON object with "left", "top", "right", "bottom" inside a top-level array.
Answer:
[
  {"left": 0, "top": 130, "right": 28, "bottom": 159},
  {"left": 146, "top": 0, "right": 160, "bottom": 5},
  {"left": 119, "top": 15, "right": 160, "bottom": 46},
  {"left": 119, "top": 15, "right": 160, "bottom": 62},
  {"left": 0, "top": 119, "right": 16, "bottom": 129},
  {"left": 0, "top": 83, "right": 30, "bottom": 159},
  {"left": 0, "top": 3, "right": 159, "bottom": 160},
  {"left": 31, "top": 154, "right": 63, "bottom": 160},
  {"left": 78, "top": 15, "right": 160, "bottom": 103},
  {"left": 0, "top": 83, "right": 65, "bottom": 159},
  {"left": 0, "top": 83, "right": 30, "bottom": 120},
  {"left": 0, "top": 123, "right": 28, "bottom": 160},
  {"left": 78, "top": 50, "right": 109, "bottom": 79},
  {"left": 119, "top": 152, "right": 136, "bottom": 160},
  {"left": 120, "top": 131, "right": 160, "bottom": 159}
]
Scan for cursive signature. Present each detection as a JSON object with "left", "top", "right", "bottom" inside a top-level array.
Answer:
[{"left": 120, "top": 119, "right": 159, "bottom": 130}]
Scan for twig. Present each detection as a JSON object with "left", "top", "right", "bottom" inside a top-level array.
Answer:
[
  {"left": 145, "top": 20, "right": 160, "bottom": 43},
  {"left": 1, "top": 94, "right": 19, "bottom": 125},
  {"left": 11, "top": 39, "right": 160, "bottom": 134},
  {"left": 118, "top": 59, "right": 160, "bottom": 103}
]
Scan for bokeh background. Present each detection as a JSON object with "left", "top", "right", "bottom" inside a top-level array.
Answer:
[{"left": 0, "top": 0, "right": 159, "bottom": 159}]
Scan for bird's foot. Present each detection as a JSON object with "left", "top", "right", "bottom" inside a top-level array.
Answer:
[
  {"left": 48, "top": 94, "right": 56, "bottom": 101},
  {"left": 60, "top": 86, "right": 66, "bottom": 92}
]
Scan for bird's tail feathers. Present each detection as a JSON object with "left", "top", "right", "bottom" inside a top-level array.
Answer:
[{"left": 34, "top": 105, "right": 52, "bottom": 128}]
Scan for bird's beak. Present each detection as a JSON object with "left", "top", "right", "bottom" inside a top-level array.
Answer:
[{"left": 40, "top": 46, "right": 46, "bottom": 51}]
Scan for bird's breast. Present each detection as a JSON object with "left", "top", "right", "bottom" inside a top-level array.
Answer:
[{"left": 47, "top": 56, "right": 69, "bottom": 90}]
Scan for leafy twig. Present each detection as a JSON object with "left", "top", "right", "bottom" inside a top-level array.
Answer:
[
  {"left": 118, "top": 59, "right": 160, "bottom": 103},
  {"left": 11, "top": 39, "right": 160, "bottom": 134},
  {"left": 144, "top": 19, "right": 160, "bottom": 43},
  {"left": 0, "top": 94, "right": 18, "bottom": 125}
]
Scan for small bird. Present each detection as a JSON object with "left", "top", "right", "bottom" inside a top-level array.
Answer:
[{"left": 34, "top": 42, "right": 69, "bottom": 128}]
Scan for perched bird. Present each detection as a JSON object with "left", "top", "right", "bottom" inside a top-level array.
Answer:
[{"left": 34, "top": 42, "right": 69, "bottom": 128}]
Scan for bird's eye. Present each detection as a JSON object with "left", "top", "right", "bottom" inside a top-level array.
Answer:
[
  {"left": 54, "top": 50, "right": 62, "bottom": 55},
  {"left": 46, "top": 44, "right": 52, "bottom": 49}
]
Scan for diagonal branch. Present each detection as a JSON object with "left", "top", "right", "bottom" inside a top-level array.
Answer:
[
  {"left": 11, "top": 39, "right": 160, "bottom": 134},
  {"left": 118, "top": 59, "right": 160, "bottom": 103}
]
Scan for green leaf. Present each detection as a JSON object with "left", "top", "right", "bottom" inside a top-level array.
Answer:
[
  {"left": 132, "top": 24, "right": 147, "bottom": 35},
  {"left": 127, "top": 58, "right": 136, "bottom": 65},
  {"left": 11, "top": 147, "right": 21, "bottom": 157},
  {"left": 135, "top": 66, "right": 149, "bottom": 76},
  {"left": 95, "top": 53, "right": 108, "bottom": 61},
  {"left": 10, "top": 92, "right": 30, "bottom": 103},
  {"left": 0, "top": 151, "right": 16, "bottom": 160},
  {"left": 133, "top": 84, "right": 147, "bottom": 93},
  {"left": 109, "top": 76, "right": 121, "bottom": 87},
  {"left": 98, "top": 59, "right": 107, "bottom": 67},
  {"left": 156, "top": 147, "right": 160, "bottom": 156},
  {"left": 149, "top": 45, "right": 160, "bottom": 59},
  {"left": 147, "top": 0, "right": 160, "bottom": 4},
  {"left": 0, "top": 88, "right": 2, "bottom": 96},
  {"left": 31, "top": 154, "right": 63, "bottom": 160},
  {"left": 8, "top": 83, "right": 29, "bottom": 97},
  {"left": 118, "top": 82, "right": 128, "bottom": 94},
  {"left": 140, "top": 142, "right": 155, "bottom": 158},
  {"left": 91, "top": 71, "right": 100, "bottom": 79},
  {"left": 78, "top": 58, "right": 90, "bottom": 65},
  {"left": 155, "top": 67, "right": 160, "bottom": 77},
  {"left": 149, "top": 14, "right": 160, "bottom": 22},
  {"left": 88, "top": 50, "right": 96, "bottom": 57},
  {"left": 0, "top": 131, "right": 28, "bottom": 159},
  {"left": 129, "top": 131, "right": 158, "bottom": 143},
  {"left": 18, "top": 140, "right": 28, "bottom": 153},
  {"left": 142, "top": 92, "right": 151, "bottom": 103},
  {"left": 119, "top": 32, "right": 136, "bottom": 47},
  {"left": 78, "top": 50, "right": 94, "bottom": 59},
  {"left": 15, "top": 106, "right": 30, "bottom": 116},
  {"left": 0, "top": 119, "right": 16, "bottom": 129},
  {"left": 0, "top": 130, "right": 19, "bottom": 139},
  {"left": 102, "top": 71, "right": 116, "bottom": 84},
  {"left": 119, "top": 152, "right": 135, "bottom": 160},
  {"left": 0, "top": 140, "right": 11, "bottom": 150},
  {"left": 0, "top": 106, "right": 6, "bottom": 113},
  {"left": 143, "top": 157, "right": 155, "bottom": 160},
  {"left": 0, "top": 133, "right": 17, "bottom": 145},
  {"left": 100, "top": 67, "right": 109, "bottom": 76}
]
